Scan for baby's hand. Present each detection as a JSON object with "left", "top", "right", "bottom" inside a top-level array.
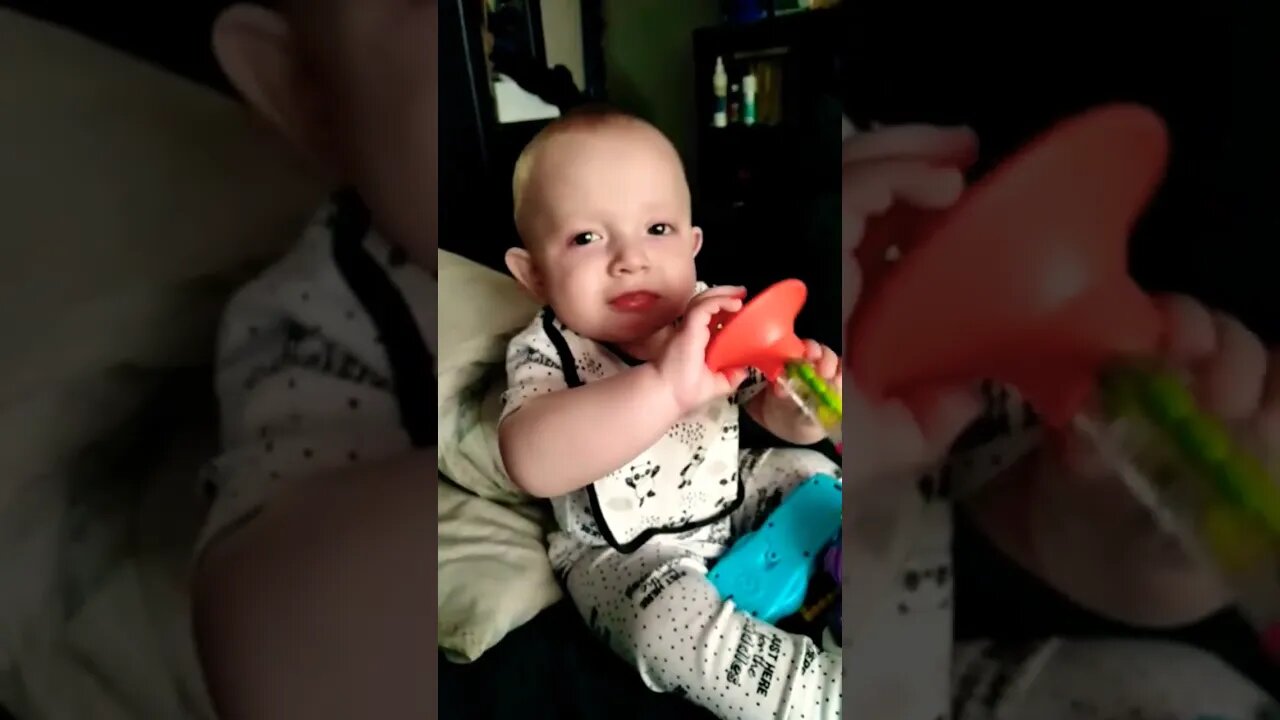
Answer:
[
  {"left": 1034, "top": 295, "right": 1280, "bottom": 624},
  {"left": 844, "top": 123, "right": 978, "bottom": 324},
  {"left": 769, "top": 339, "right": 842, "bottom": 400},
  {"left": 1062, "top": 294, "right": 1279, "bottom": 481},
  {"left": 756, "top": 340, "right": 842, "bottom": 444},
  {"left": 842, "top": 123, "right": 985, "bottom": 482},
  {"left": 1154, "top": 295, "right": 1280, "bottom": 448},
  {"left": 654, "top": 286, "right": 750, "bottom": 415}
]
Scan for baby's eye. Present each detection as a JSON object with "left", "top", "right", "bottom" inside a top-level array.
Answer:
[
  {"left": 571, "top": 231, "right": 602, "bottom": 246},
  {"left": 647, "top": 223, "right": 674, "bottom": 236}
]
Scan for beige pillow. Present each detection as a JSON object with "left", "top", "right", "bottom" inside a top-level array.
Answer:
[
  {"left": 437, "top": 250, "right": 540, "bottom": 501},
  {"left": 436, "top": 250, "right": 564, "bottom": 662},
  {"left": 437, "top": 483, "right": 561, "bottom": 662}
]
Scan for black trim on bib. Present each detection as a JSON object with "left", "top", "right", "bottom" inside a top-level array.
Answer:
[
  {"left": 329, "top": 190, "right": 437, "bottom": 449},
  {"left": 539, "top": 306, "right": 744, "bottom": 554},
  {"left": 600, "top": 341, "right": 644, "bottom": 368}
]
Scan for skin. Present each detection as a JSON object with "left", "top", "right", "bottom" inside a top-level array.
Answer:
[
  {"left": 843, "top": 123, "right": 1280, "bottom": 628},
  {"left": 975, "top": 298, "right": 1280, "bottom": 627},
  {"left": 500, "top": 119, "right": 841, "bottom": 498},
  {"left": 193, "top": 1, "right": 437, "bottom": 718}
]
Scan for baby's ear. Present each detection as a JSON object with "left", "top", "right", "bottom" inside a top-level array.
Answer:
[
  {"left": 212, "top": 4, "right": 335, "bottom": 175},
  {"left": 504, "top": 247, "right": 545, "bottom": 301},
  {"left": 691, "top": 226, "right": 704, "bottom": 257}
]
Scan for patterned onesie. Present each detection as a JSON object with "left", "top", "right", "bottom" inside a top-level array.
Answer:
[{"left": 500, "top": 286, "right": 844, "bottom": 720}]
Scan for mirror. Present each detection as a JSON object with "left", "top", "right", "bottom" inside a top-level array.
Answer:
[{"left": 483, "top": 0, "right": 589, "bottom": 123}]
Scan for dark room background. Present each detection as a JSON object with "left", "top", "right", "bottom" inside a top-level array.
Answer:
[
  {"left": 841, "top": 3, "right": 1278, "bottom": 344},
  {"left": 10, "top": 1, "right": 1270, "bottom": 344}
]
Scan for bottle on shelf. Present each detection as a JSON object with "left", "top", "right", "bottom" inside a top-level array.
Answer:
[{"left": 713, "top": 56, "right": 728, "bottom": 128}]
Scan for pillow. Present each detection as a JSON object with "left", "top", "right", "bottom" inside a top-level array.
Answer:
[
  {"left": 437, "top": 483, "right": 561, "bottom": 662},
  {"left": 436, "top": 250, "right": 563, "bottom": 662},
  {"left": 437, "top": 249, "right": 540, "bottom": 502}
]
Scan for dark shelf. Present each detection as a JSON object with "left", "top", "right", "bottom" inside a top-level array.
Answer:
[{"left": 690, "top": 8, "right": 843, "bottom": 350}]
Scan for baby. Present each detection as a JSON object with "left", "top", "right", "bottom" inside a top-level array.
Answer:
[
  {"left": 191, "top": 1, "right": 437, "bottom": 717},
  {"left": 841, "top": 121, "right": 1280, "bottom": 719},
  {"left": 498, "top": 107, "right": 845, "bottom": 719}
]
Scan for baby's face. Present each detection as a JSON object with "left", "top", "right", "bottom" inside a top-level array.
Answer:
[{"left": 522, "top": 124, "right": 701, "bottom": 345}]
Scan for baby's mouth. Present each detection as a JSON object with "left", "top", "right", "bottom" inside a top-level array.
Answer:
[{"left": 609, "top": 291, "right": 660, "bottom": 312}]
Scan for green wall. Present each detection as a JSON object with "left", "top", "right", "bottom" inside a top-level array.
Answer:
[{"left": 602, "top": 0, "right": 721, "bottom": 177}]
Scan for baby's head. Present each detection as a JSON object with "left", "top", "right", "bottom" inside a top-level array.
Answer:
[
  {"left": 505, "top": 107, "right": 703, "bottom": 345},
  {"left": 212, "top": 0, "right": 438, "bottom": 272}
]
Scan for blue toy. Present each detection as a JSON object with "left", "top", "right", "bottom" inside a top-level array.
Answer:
[{"left": 707, "top": 473, "right": 842, "bottom": 623}]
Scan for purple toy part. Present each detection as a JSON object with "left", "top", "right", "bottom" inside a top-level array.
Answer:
[{"left": 823, "top": 533, "right": 841, "bottom": 584}]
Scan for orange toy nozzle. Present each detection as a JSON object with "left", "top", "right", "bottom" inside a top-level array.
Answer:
[
  {"left": 706, "top": 279, "right": 809, "bottom": 382},
  {"left": 848, "top": 104, "right": 1171, "bottom": 428}
]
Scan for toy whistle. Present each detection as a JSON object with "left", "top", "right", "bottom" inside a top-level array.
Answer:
[
  {"left": 845, "top": 103, "right": 1280, "bottom": 662},
  {"left": 705, "top": 279, "right": 843, "bottom": 449}
]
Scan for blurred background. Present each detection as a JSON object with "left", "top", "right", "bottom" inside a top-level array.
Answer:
[
  {"left": 839, "top": 2, "right": 1280, "bottom": 700},
  {"left": 3, "top": 1, "right": 1278, "bottom": 717},
  {"left": 841, "top": 2, "right": 1279, "bottom": 345}
]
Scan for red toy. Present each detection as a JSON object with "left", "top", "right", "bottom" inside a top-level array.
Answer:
[
  {"left": 845, "top": 103, "right": 1280, "bottom": 663},
  {"left": 706, "top": 278, "right": 809, "bottom": 383},
  {"left": 848, "top": 103, "right": 1169, "bottom": 429},
  {"left": 705, "top": 279, "right": 843, "bottom": 448}
]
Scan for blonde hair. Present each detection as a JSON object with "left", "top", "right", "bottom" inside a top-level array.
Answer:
[{"left": 511, "top": 106, "right": 682, "bottom": 240}]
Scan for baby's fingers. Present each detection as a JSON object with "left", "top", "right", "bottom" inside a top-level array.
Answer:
[
  {"left": 802, "top": 339, "right": 824, "bottom": 363},
  {"left": 842, "top": 124, "right": 978, "bottom": 167},
  {"left": 1196, "top": 312, "right": 1268, "bottom": 422},
  {"left": 685, "top": 296, "right": 743, "bottom": 329},
  {"left": 815, "top": 345, "right": 841, "bottom": 383},
  {"left": 1255, "top": 349, "right": 1280, "bottom": 453},
  {"left": 844, "top": 160, "right": 968, "bottom": 219},
  {"left": 797, "top": 340, "right": 840, "bottom": 382},
  {"left": 1155, "top": 294, "right": 1216, "bottom": 363},
  {"left": 693, "top": 285, "right": 748, "bottom": 303},
  {"left": 844, "top": 161, "right": 968, "bottom": 261}
]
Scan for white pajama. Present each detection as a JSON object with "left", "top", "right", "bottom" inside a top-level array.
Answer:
[
  {"left": 502, "top": 302, "right": 844, "bottom": 719},
  {"left": 562, "top": 447, "right": 844, "bottom": 720},
  {"left": 197, "top": 195, "right": 437, "bottom": 559}
]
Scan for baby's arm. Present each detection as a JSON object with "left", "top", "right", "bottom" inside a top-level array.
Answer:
[
  {"left": 500, "top": 363, "right": 683, "bottom": 497},
  {"left": 500, "top": 288, "right": 747, "bottom": 497}
]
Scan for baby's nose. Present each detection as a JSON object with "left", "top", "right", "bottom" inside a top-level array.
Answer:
[{"left": 611, "top": 244, "right": 650, "bottom": 273}]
